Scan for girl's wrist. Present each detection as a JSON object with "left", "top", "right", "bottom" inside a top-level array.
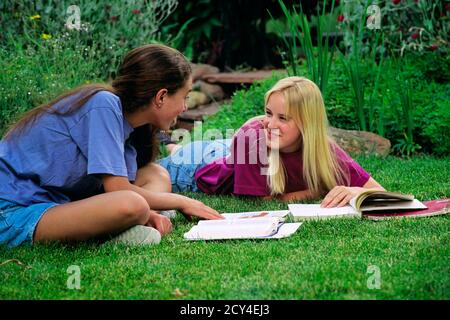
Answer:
[{"left": 172, "top": 193, "right": 190, "bottom": 210}]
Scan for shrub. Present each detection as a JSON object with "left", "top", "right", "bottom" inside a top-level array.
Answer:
[
  {"left": 337, "top": 0, "right": 449, "bottom": 58},
  {"left": 0, "top": 0, "right": 180, "bottom": 77},
  {"left": 0, "top": 36, "right": 101, "bottom": 136},
  {"left": 202, "top": 56, "right": 449, "bottom": 156}
]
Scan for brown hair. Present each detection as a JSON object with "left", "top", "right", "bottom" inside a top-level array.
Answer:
[{"left": 4, "top": 44, "right": 192, "bottom": 166}]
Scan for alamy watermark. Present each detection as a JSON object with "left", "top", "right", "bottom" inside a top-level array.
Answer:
[
  {"left": 366, "top": 4, "right": 381, "bottom": 30},
  {"left": 65, "top": 5, "right": 81, "bottom": 31},
  {"left": 342, "top": 1, "right": 382, "bottom": 30},
  {"left": 366, "top": 265, "right": 381, "bottom": 289},
  {"left": 67, "top": 265, "right": 81, "bottom": 290}
]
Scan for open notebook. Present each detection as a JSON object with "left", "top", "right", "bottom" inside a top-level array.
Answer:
[{"left": 184, "top": 210, "right": 302, "bottom": 241}]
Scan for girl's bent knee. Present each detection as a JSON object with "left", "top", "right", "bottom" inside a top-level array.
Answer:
[
  {"left": 116, "top": 191, "right": 150, "bottom": 224},
  {"left": 149, "top": 163, "right": 172, "bottom": 193}
]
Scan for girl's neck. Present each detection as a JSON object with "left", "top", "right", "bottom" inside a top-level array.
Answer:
[{"left": 124, "top": 109, "right": 150, "bottom": 128}]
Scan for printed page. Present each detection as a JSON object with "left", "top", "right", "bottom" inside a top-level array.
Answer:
[
  {"left": 350, "top": 191, "right": 415, "bottom": 210},
  {"left": 288, "top": 204, "right": 359, "bottom": 220},
  {"left": 220, "top": 210, "right": 290, "bottom": 220},
  {"left": 186, "top": 217, "right": 281, "bottom": 240},
  {"left": 262, "top": 223, "right": 303, "bottom": 239},
  {"left": 360, "top": 198, "right": 427, "bottom": 212}
]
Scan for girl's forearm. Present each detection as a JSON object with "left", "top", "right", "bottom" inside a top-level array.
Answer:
[
  {"left": 127, "top": 184, "right": 189, "bottom": 210},
  {"left": 102, "top": 175, "right": 188, "bottom": 210}
]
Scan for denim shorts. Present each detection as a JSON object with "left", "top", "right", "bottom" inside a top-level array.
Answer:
[
  {"left": 158, "top": 139, "right": 232, "bottom": 193},
  {"left": 0, "top": 199, "right": 58, "bottom": 247}
]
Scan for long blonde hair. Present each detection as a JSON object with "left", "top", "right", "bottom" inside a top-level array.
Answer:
[{"left": 265, "top": 77, "right": 349, "bottom": 196}]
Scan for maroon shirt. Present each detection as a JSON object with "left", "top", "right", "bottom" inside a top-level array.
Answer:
[{"left": 195, "top": 120, "right": 370, "bottom": 196}]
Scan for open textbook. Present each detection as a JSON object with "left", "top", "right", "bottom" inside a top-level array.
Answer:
[
  {"left": 289, "top": 191, "right": 448, "bottom": 221},
  {"left": 184, "top": 210, "right": 302, "bottom": 241}
]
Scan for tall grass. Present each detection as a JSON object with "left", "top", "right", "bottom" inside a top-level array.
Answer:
[
  {"left": 392, "top": 58, "right": 421, "bottom": 157},
  {"left": 271, "top": 0, "right": 337, "bottom": 97},
  {"left": 341, "top": 1, "right": 386, "bottom": 133}
]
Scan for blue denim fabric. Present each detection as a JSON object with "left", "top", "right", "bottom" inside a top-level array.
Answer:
[
  {"left": 0, "top": 199, "right": 58, "bottom": 247},
  {"left": 158, "top": 139, "right": 232, "bottom": 193}
]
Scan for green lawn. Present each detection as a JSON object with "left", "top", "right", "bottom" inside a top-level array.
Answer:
[{"left": 0, "top": 155, "right": 449, "bottom": 299}]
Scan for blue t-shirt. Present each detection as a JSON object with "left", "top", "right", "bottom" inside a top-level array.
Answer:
[{"left": 0, "top": 91, "right": 137, "bottom": 206}]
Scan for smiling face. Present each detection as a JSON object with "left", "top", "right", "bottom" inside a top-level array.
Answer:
[
  {"left": 152, "top": 77, "right": 193, "bottom": 130},
  {"left": 263, "top": 91, "right": 302, "bottom": 153}
]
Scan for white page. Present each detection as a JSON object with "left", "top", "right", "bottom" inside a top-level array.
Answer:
[
  {"left": 185, "top": 217, "right": 281, "bottom": 240},
  {"left": 262, "top": 223, "right": 302, "bottom": 239},
  {"left": 288, "top": 204, "right": 359, "bottom": 220},
  {"left": 197, "top": 216, "right": 281, "bottom": 227},
  {"left": 220, "top": 210, "right": 290, "bottom": 220},
  {"left": 184, "top": 222, "right": 302, "bottom": 240}
]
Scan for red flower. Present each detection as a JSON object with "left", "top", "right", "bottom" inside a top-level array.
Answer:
[
  {"left": 337, "top": 14, "right": 345, "bottom": 22},
  {"left": 411, "top": 33, "right": 419, "bottom": 40},
  {"left": 111, "top": 15, "right": 118, "bottom": 22},
  {"left": 446, "top": 4, "right": 450, "bottom": 11},
  {"left": 335, "top": 0, "right": 340, "bottom": 5},
  {"left": 132, "top": 9, "right": 141, "bottom": 15},
  {"left": 430, "top": 44, "right": 439, "bottom": 51},
  {"left": 392, "top": 0, "right": 401, "bottom": 4}
]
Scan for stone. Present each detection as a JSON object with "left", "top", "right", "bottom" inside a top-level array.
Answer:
[
  {"left": 179, "top": 100, "right": 226, "bottom": 121},
  {"left": 329, "top": 127, "right": 391, "bottom": 157},
  {"left": 191, "top": 63, "right": 220, "bottom": 81},
  {"left": 193, "top": 80, "right": 225, "bottom": 100},
  {"left": 186, "top": 91, "right": 211, "bottom": 109},
  {"left": 201, "top": 70, "right": 284, "bottom": 84}
]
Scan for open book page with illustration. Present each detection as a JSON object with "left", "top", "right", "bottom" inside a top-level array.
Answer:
[{"left": 184, "top": 210, "right": 302, "bottom": 240}]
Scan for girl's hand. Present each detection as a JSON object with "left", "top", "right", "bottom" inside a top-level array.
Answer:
[
  {"left": 146, "top": 211, "right": 173, "bottom": 236},
  {"left": 320, "top": 186, "right": 364, "bottom": 208},
  {"left": 179, "top": 197, "right": 224, "bottom": 221}
]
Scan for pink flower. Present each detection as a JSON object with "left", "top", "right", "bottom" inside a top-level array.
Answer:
[
  {"left": 337, "top": 14, "right": 345, "bottom": 22},
  {"left": 132, "top": 9, "right": 141, "bottom": 15},
  {"left": 430, "top": 44, "right": 439, "bottom": 51},
  {"left": 411, "top": 33, "right": 419, "bottom": 40}
]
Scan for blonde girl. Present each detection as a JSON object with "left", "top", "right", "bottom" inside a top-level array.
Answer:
[{"left": 159, "top": 76, "right": 385, "bottom": 207}]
